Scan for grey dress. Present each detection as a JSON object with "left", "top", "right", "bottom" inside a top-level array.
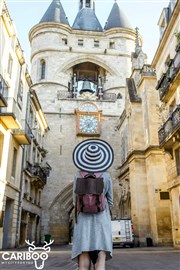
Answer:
[{"left": 72, "top": 171, "right": 113, "bottom": 261}]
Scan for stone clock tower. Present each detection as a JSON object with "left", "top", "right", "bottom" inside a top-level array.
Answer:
[{"left": 29, "top": 0, "right": 137, "bottom": 243}]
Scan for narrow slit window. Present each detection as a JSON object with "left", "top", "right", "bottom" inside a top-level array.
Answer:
[
  {"left": 17, "top": 80, "right": 23, "bottom": 109},
  {"left": 11, "top": 148, "right": 17, "bottom": 178},
  {"left": 175, "top": 147, "right": 180, "bottom": 175},
  {"left": 62, "top": 37, "right": 68, "bottom": 45},
  {"left": 60, "top": 145, "right": 62, "bottom": 155},
  {"left": 109, "top": 40, "right": 115, "bottom": 49},
  {"left": 40, "top": 60, "right": 46, "bottom": 80}
]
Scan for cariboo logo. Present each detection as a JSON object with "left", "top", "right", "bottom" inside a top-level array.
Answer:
[
  {"left": 25, "top": 240, "right": 54, "bottom": 269},
  {"left": 1, "top": 240, "right": 54, "bottom": 270}
]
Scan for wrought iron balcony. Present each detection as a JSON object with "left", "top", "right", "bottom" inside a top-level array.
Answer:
[
  {"left": 158, "top": 105, "right": 180, "bottom": 146},
  {"left": 25, "top": 161, "right": 51, "bottom": 185},
  {"left": 140, "top": 64, "right": 156, "bottom": 77},
  {"left": 156, "top": 50, "right": 180, "bottom": 100},
  {"left": 0, "top": 74, "right": 8, "bottom": 107}
]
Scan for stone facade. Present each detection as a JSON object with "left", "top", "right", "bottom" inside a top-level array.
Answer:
[
  {"left": 0, "top": 0, "right": 50, "bottom": 249},
  {"left": 0, "top": 0, "right": 31, "bottom": 248},
  {"left": 117, "top": 0, "right": 179, "bottom": 247},
  {"left": 19, "top": 89, "right": 50, "bottom": 246},
  {"left": 29, "top": 1, "right": 138, "bottom": 243},
  {"left": 0, "top": 0, "right": 178, "bottom": 249},
  {"left": 152, "top": 0, "right": 180, "bottom": 248}
]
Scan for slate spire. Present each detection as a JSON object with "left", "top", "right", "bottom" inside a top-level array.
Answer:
[
  {"left": 72, "top": 0, "right": 102, "bottom": 31},
  {"left": 39, "top": 0, "right": 69, "bottom": 25},
  {"left": 104, "top": 2, "right": 132, "bottom": 30}
]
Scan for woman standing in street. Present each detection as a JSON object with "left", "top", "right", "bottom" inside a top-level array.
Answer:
[{"left": 72, "top": 139, "right": 114, "bottom": 270}]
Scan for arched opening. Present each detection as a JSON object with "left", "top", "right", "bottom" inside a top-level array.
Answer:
[
  {"left": 72, "top": 61, "right": 106, "bottom": 99},
  {"left": 48, "top": 183, "right": 74, "bottom": 244}
]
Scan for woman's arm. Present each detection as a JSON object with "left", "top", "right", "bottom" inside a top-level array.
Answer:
[
  {"left": 105, "top": 173, "right": 114, "bottom": 208},
  {"left": 72, "top": 174, "right": 77, "bottom": 206}
]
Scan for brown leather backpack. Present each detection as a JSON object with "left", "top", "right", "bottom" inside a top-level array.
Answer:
[{"left": 75, "top": 173, "right": 105, "bottom": 215}]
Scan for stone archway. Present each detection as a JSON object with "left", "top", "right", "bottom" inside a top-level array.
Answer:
[
  {"left": 60, "top": 55, "right": 119, "bottom": 76},
  {"left": 48, "top": 183, "right": 74, "bottom": 244}
]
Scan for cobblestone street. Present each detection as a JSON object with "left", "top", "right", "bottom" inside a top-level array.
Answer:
[{"left": 0, "top": 246, "right": 180, "bottom": 270}]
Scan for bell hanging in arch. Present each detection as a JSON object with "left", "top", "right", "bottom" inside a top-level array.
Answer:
[{"left": 79, "top": 80, "right": 94, "bottom": 94}]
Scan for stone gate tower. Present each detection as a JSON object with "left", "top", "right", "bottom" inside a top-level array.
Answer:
[{"left": 29, "top": 0, "right": 137, "bottom": 243}]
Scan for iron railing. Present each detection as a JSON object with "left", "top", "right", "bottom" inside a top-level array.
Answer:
[
  {"left": 156, "top": 50, "right": 180, "bottom": 99},
  {"left": 57, "top": 90, "right": 117, "bottom": 101},
  {"left": 158, "top": 105, "right": 180, "bottom": 145},
  {"left": 140, "top": 65, "right": 156, "bottom": 77},
  {"left": 26, "top": 161, "right": 49, "bottom": 185}
]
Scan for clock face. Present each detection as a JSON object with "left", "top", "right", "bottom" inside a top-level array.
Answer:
[{"left": 79, "top": 115, "right": 98, "bottom": 134}]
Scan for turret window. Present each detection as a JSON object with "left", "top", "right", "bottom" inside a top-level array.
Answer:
[
  {"left": 40, "top": 59, "right": 46, "bottom": 80},
  {"left": 109, "top": 40, "right": 115, "bottom": 49},
  {"left": 78, "top": 39, "right": 83, "bottom": 46},
  {"left": 94, "top": 40, "right": 99, "bottom": 48},
  {"left": 62, "top": 37, "right": 68, "bottom": 45}
]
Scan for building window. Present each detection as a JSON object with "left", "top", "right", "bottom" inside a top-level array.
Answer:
[
  {"left": 175, "top": 147, "right": 180, "bottom": 175},
  {"left": 32, "top": 147, "right": 36, "bottom": 163},
  {"left": 38, "top": 191, "right": 41, "bottom": 206},
  {"left": 40, "top": 59, "right": 46, "bottom": 80},
  {"left": 62, "top": 37, "right": 68, "bottom": 45},
  {"left": 109, "top": 40, "right": 115, "bottom": 49},
  {"left": 29, "top": 109, "right": 33, "bottom": 127},
  {"left": 94, "top": 40, "right": 99, "bottom": 47},
  {"left": 17, "top": 81, "right": 23, "bottom": 109},
  {"left": 25, "top": 180, "right": 28, "bottom": 193},
  {"left": 7, "top": 55, "right": 13, "bottom": 78},
  {"left": 160, "top": 192, "right": 170, "bottom": 200},
  {"left": 0, "top": 132, "right": 4, "bottom": 167},
  {"left": 60, "top": 145, "right": 62, "bottom": 155},
  {"left": 78, "top": 39, "right": 83, "bottom": 46},
  {"left": 11, "top": 148, "right": 17, "bottom": 178}
]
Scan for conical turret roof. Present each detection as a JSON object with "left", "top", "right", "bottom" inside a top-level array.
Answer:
[
  {"left": 72, "top": 8, "right": 103, "bottom": 32},
  {"left": 104, "top": 2, "right": 132, "bottom": 30},
  {"left": 39, "top": 0, "right": 69, "bottom": 25}
]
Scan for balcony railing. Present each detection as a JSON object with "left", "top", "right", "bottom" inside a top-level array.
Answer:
[
  {"left": 158, "top": 105, "right": 180, "bottom": 145},
  {"left": 25, "top": 161, "right": 50, "bottom": 185},
  {"left": 140, "top": 65, "right": 156, "bottom": 77},
  {"left": 57, "top": 91, "right": 117, "bottom": 101},
  {"left": 156, "top": 50, "right": 180, "bottom": 100},
  {"left": 0, "top": 74, "right": 8, "bottom": 107}
]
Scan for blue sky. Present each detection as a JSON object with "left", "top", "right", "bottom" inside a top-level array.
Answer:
[{"left": 6, "top": 0, "right": 169, "bottom": 67}]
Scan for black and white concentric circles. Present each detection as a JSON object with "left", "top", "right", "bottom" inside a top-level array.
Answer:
[{"left": 72, "top": 139, "right": 114, "bottom": 172}]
